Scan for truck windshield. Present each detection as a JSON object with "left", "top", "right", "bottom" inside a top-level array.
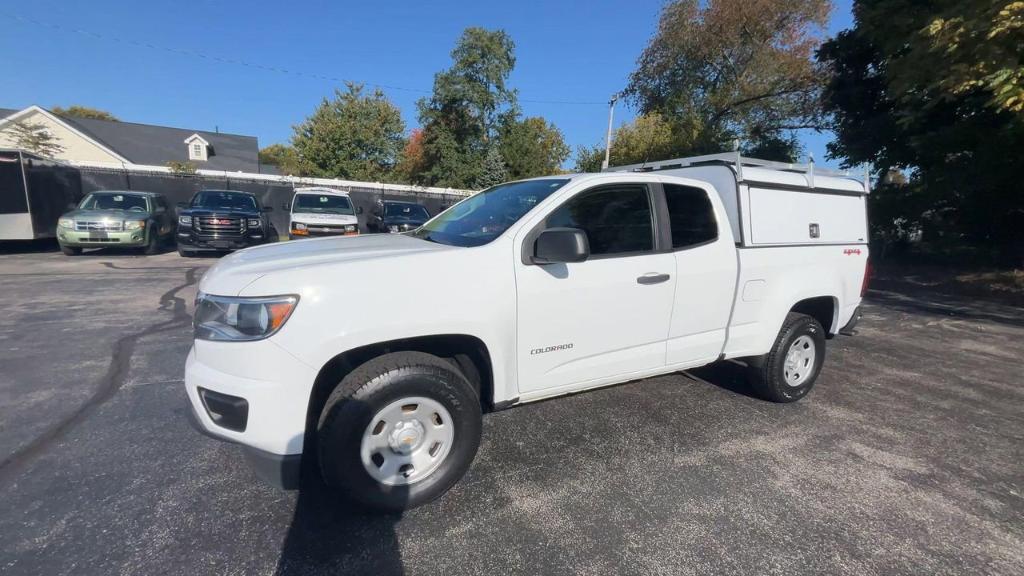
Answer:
[
  {"left": 294, "top": 194, "right": 353, "bottom": 215},
  {"left": 79, "top": 193, "right": 149, "bottom": 211},
  {"left": 412, "top": 179, "right": 569, "bottom": 247},
  {"left": 191, "top": 191, "right": 258, "bottom": 211},
  {"left": 384, "top": 203, "right": 429, "bottom": 219}
]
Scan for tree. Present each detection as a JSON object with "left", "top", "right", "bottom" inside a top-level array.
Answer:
[
  {"left": 475, "top": 146, "right": 509, "bottom": 189},
  {"left": 417, "top": 27, "right": 518, "bottom": 188},
  {"left": 259, "top": 143, "right": 305, "bottom": 175},
  {"left": 8, "top": 120, "right": 65, "bottom": 157},
  {"left": 292, "top": 82, "right": 406, "bottom": 181},
  {"left": 393, "top": 129, "right": 428, "bottom": 184},
  {"left": 499, "top": 117, "right": 570, "bottom": 179},
  {"left": 52, "top": 105, "right": 119, "bottom": 122},
  {"left": 574, "top": 113, "right": 676, "bottom": 172},
  {"left": 818, "top": 0, "right": 1024, "bottom": 264},
  {"left": 625, "top": 0, "right": 830, "bottom": 158},
  {"left": 166, "top": 160, "right": 197, "bottom": 175}
]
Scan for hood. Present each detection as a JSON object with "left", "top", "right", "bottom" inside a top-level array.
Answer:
[
  {"left": 290, "top": 212, "right": 358, "bottom": 225},
  {"left": 180, "top": 207, "right": 261, "bottom": 217},
  {"left": 200, "top": 233, "right": 453, "bottom": 295},
  {"left": 64, "top": 209, "right": 151, "bottom": 220},
  {"left": 383, "top": 214, "right": 429, "bottom": 225}
]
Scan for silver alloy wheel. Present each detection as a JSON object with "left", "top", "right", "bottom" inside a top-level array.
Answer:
[
  {"left": 783, "top": 335, "right": 816, "bottom": 387},
  {"left": 360, "top": 396, "right": 454, "bottom": 486}
]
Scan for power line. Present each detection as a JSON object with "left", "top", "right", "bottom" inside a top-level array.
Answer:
[{"left": 2, "top": 12, "right": 608, "bottom": 106}]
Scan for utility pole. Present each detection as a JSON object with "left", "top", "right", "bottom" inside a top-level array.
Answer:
[{"left": 601, "top": 93, "right": 619, "bottom": 171}]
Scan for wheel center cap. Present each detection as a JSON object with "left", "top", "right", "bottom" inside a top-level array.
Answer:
[{"left": 388, "top": 420, "right": 425, "bottom": 454}]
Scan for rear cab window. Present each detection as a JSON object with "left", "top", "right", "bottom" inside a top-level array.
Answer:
[{"left": 663, "top": 183, "right": 717, "bottom": 249}]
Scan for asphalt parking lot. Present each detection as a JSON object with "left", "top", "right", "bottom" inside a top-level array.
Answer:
[{"left": 1, "top": 247, "right": 1022, "bottom": 576}]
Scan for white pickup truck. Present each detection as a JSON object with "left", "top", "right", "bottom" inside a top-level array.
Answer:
[{"left": 185, "top": 153, "right": 870, "bottom": 511}]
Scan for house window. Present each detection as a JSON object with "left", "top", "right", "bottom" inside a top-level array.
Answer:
[{"left": 190, "top": 143, "right": 203, "bottom": 160}]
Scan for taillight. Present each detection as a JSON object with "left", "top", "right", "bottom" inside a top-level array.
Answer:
[{"left": 861, "top": 259, "right": 872, "bottom": 297}]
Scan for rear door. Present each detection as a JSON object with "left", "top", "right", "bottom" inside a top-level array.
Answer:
[
  {"left": 514, "top": 182, "right": 676, "bottom": 397},
  {"left": 662, "top": 182, "right": 738, "bottom": 367}
]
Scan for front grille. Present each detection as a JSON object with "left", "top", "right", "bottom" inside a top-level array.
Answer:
[
  {"left": 75, "top": 220, "right": 123, "bottom": 232},
  {"left": 80, "top": 237, "right": 120, "bottom": 243},
  {"left": 195, "top": 216, "right": 244, "bottom": 237}
]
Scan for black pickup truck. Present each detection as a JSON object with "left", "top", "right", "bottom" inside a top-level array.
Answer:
[{"left": 176, "top": 190, "right": 274, "bottom": 256}]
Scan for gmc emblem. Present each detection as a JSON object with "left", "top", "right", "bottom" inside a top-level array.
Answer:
[{"left": 211, "top": 219, "right": 230, "bottom": 225}]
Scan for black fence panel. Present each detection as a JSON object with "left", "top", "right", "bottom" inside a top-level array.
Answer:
[
  {"left": 76, "top": 168, "right": 467, "bottom": 238},
  {"left": 24, "top": 158, "right": 84, "bottom": 237}
]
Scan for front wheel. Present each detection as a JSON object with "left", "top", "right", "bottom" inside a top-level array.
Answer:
[
  {"left": 747, "top": 312, "right": 826, "bottom": 403},
  {"left": 317, "top": 351, "right": 482, "bottom": 511},
  {"left": 60, "top": 245, "right": 82, "bottom": 256}
]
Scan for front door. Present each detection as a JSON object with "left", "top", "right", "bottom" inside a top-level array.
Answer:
[{"left": 514, "top": 183, "right": 675, "bottom": 397}]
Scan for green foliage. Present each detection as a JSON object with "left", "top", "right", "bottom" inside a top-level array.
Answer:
[
  {"left": 292, "top": 82, "right": 406, "bottom": 181},
  {"left": 499, "top": 117, "right": 570, "bottom": 180},
  {"left": 52, "top": 105, "right": 119, "bottom": 122},
  {"left": 417, "top": 28, "right": 518, "bottom": 188},
  {"left": 258, "top": 143, "right": 305, "bottom": 175},
  {"left": 573, "top": 113, "right": 677, "bottom": 171},
  {"left": 8, "top": 120, "right": 65, "bottom": 157},
  {"left": 818, "top": 0, "right": 1024, "bottom": 264},
  {"left": 476, "top": 146, "right": 509, "bottom": 189},
  {"left": 625, "top": 0, "right": 829, "bottom": 158},
  {"left": 166, "top": 160, "right": 197, "bottom": 175}
]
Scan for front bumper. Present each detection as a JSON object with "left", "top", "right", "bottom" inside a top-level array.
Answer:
[
  {"left": 58, "top": 228, "right": 147, "bottom": 247},
  {"left": 184, "top": 342, "right": 316, "bottom": 489},
  {"left": 176, "top": 230, "right": 266, "bottom": 251}
]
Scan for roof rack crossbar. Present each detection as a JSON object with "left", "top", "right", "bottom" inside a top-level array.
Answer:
[{"left": 606, "top": 152, "right": 856, "bottom": 180}]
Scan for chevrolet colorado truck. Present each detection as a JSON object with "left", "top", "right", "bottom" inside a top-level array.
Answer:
[{"left": 185, "top": 153, "right": 870, "bottom": 511}]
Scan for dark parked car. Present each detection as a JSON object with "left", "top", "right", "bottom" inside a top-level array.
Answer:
[
  {"left": 367, "top": 200, "right": 431, "bottom": 233},
  {"left": 56, "top": 190, "right": 175, "bottom": 255},
  {"left": 176, "top": 190, "right": 273, "bottom": 256}
]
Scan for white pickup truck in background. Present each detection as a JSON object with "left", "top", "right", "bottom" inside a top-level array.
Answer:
[{"left": 185, "top": 153, "right": 870, "bottom": 511}]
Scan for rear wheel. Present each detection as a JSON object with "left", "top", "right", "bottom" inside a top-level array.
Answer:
[
  {"left": 747, "top": 312, "right": 826, "bottom": 403},
  {"left": 317, "top": 351, "right": 482, "bottom": 511},
  {"left": 60, "top": 245, "right": 82, "bottom": 256}
]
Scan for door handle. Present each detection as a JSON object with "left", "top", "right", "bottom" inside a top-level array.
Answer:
[{"left": 636, "top": 273, "right": 671, "bottom": 285}]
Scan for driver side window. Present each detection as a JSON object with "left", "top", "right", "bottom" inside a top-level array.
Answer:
[{"left": 546, "top": 184, "right": 654, "bottom": 257}]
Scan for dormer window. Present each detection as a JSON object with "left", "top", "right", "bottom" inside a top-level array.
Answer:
[{"left": 184, "top": 133, "right": 210, "bottom": 162}]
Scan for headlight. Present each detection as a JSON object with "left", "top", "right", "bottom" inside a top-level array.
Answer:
[
  {"left": 248, "top": 218, "right": 261, "bottom": 227},
  {"left": 124, "top": 220, "right": 145, "bottom": 230},
  {"left": 293, "top": 222, "right": 307, "bottom": 230},
  {"left": 344, "top": 225, "right": 356, "bottom": 233},
  {"left": 58, "top": 218, "right": 74, "bottom": 228},
  {"left": 178, "top": 215, "right": 192, "bottom": 226},
  {"left": 193, "top": 294, "right": 298, "bottom": 342},
  {"left": 387, "top": 225, "right": 399, "bottom": 233}
]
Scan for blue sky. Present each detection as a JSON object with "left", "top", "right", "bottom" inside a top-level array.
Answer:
[{"left": 0, "top": 0, "right": 853, "bottom": 168}]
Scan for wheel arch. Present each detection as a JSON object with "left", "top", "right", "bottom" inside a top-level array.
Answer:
[
  {"left": 789, "top": 295, "right": 839, "bottom": 336},
  {"left": 303, "top": 334, "right": 494, "bottom": 456}
]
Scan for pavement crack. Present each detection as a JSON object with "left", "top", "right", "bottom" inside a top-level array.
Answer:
[{"left": 0, "top": 266, "right": 201, "bottom": 486}]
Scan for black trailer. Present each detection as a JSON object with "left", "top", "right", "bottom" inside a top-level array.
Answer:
[{"left": 0, "top": 150, "right": 83, "bottom": 240}]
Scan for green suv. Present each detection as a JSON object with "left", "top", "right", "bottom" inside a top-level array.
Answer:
[{"left": 57, "top": 190, "right": 175, "bottom": 255}]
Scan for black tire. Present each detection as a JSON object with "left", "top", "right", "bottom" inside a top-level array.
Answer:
[
  {"left": 60, "top": 245, "right": 82, "bottom": 256},
  {"left": 747, "top": 312, "right": 826, "bottom": 403},
  {"left": 143, "top": 231, "right": 160, "bottom": 255},
  {"left": 317, "top": 351, "right": 482, "bottom": 511}
]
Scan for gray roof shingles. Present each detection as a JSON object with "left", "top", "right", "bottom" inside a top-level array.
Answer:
[{"left": 1, "top": 107, "right": 262, "bottom": 172}]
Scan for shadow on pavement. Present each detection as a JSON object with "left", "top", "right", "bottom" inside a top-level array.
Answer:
[
  {"left": 274, "top": 465, "right": 405, "bottom": 575},
  {"left": 686, "top": 360, "right": 761, "bottom": 400},
  {"left": 867, "top": 287, "right": 1024, "bottom": 328},
  {"left": 0, "top": 239, "right": 61, "bottom": 254}
]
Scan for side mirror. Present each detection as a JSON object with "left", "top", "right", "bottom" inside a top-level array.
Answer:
[
  {"left": 533, "top": 228, "right": 589, "bottom": 264},
  {"left": 356, "top": 206, "right": 364, "bottom": 214}
]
